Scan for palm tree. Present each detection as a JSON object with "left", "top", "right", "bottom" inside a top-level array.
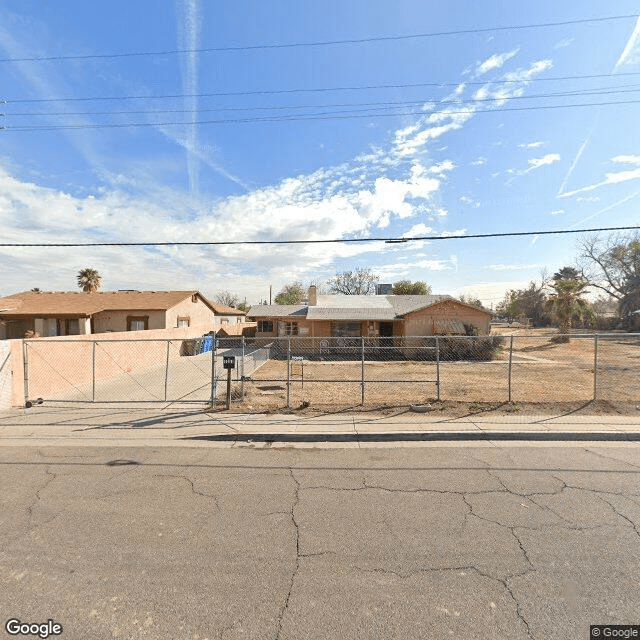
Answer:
[
  {"left": 77, "top": 268, "right": 102, "bottom": 293},
  {"left": 545, "top": 278, "right": 590, "bottom": 342}
]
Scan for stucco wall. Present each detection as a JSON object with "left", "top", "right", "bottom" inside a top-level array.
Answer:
[
  {"left": 166, "top": 296, "right": 216, "bottom": 328},
  {"left": 8, "top": 325, "right": 210, "bottom": 406},
  {"left": 401, "top": 301, "right": 490, "bottom": 336},
  {"left": 93, "top": 310, "right": 167, "bottom": 333},
  {"left": 0, "top": 341, "right": 11, "bottom": 410}
]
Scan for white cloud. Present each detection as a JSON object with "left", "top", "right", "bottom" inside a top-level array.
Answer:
[
  {"left": 471, "top": 157, "right": 487, "bottom": 166},
  {"left": 527, "top": 153, "right": 561, "bottom": 170},
  {"left": 177, "top": 0, "right": 202, "bottom": 195},
  {"left": 559, "top": 167, "right": 640, "bottom": 198},
  {"left": 502, "top": 59, "right": 553, "bottom": 82},
  {"left": 554, "top": 37, "right": 574, "bottom": 50},
  {"left": 615, "top": 16, "right": 640, "bottom": 69},
  {"left": 475, "top": 48, "right": 520, "bottom": 76},
  {"left": 549, "top": 209, "right": 564, "bottom": 215},
  {"left": 488, "top": 263, "right": 546, "bottom": 271},
  {"left": 518, "top": 141, "right": 544, "bottom": 149},
  {"left": 557, "top": 130, "right": 594, "bottom": 195},
  {"left": 612, "top": 155, "right": 640, "bottom": 165},
  {"left": 376, "top": 257, "right": 454, "bottom": 279},
  {"left": 459, "top": 196, "right": 480, "bottom": 208},
  {"left": 402, "top": 223, "right": 433, "bottom": 237},
  {"left": 440, "top": 229, "right": 467, "bottom": 237},
  {"left": 393, "top": 59, "right": 552, "bottom": 159},
  {"left": 571, "top": 189, "right": 640, "bottom": 226},
  {"left": 427, "top": 160, "right": 456, "bottom": 174},
  {"left": 510, "top": 153, "right": 561, "bottom": 181}
]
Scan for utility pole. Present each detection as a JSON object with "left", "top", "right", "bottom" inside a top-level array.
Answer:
[{"left": 269, "top": 284, "right": 272, "bottom": 305}]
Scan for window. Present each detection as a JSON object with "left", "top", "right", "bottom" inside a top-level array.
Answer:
[
  {"left": 258, "top": 320, "right": 273, "bottom": 333},
  {"left": 56, "top": 319, "right": 80, "bottom": 336},
  {"left": 221, "top": 318, "right": 229, "bottom": 324},
  {"left": 177, "top": 316, "right": 190, "bottom": 328},
  {"left": 283, "top": 322, "right": 299, "bottom": 336},
  {"left": 331, "top": 322, "right": 361, "bottom": 337},
  {"left": 127, "top": 315, "right": 149, "bottom": 331}
]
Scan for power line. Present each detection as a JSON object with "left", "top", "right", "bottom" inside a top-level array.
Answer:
[
  {"left": 0, "top": 14, "right": 636, "bottom": 62},
  {"left": 5, "top": 71, "right": 640, "bottom": 104},
  {"left": 0, "top": 226, "right": 637, "bottom": 247},
  {"left": 4, "top": 98, "right": 640, "bottom": 131},
  {"left": 6, "top": 84, "right": 640, "bottom": 118}
]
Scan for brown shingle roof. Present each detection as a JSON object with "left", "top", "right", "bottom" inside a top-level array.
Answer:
[{"left": 0, "top": 290, "right": 244, "bottom": 317}]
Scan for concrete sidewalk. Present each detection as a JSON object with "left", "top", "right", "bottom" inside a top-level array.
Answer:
[{"left": 0, "top": 403, "right": 639, "bottom": 448}]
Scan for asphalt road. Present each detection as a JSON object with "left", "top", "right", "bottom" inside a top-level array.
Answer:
[{"left": 1, "top": 443, "right": 640, "bottom": 640}]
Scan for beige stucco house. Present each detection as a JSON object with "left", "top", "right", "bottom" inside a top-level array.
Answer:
[
  {"left": 0, "top": 290, "right": 245, "bottom": 338},
  {"left": 248, "top": 286, "right": 491, "bottom": 339}
]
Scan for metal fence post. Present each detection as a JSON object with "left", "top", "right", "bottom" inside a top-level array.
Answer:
[
  {"left": 241, "top": 336, "right": 245, "bottom": 401},
  {"left": 92, "top": 341, "right": 96, "bottom": 402},
  {"left": 286, "top": 337, "right": 291, "bottom": 408},
  {"left": 164, "top": 340, "right": 170, "bottom": 401},
  {"left": 361, "top": 337, "right": 365, "bottom": 406},
  {"left": 508, "top": 335, "right": 514, "bottom": 403},
  {"left": 210, "top": 332, "right": 217, "bottom": 406},
  {"left": 593, "top": 333, "right": 599, "bottom": 401},
  {"left": 435, "top": 336, "right": 440, "bottom": 401},
  {"left": 22, "top": 340, "right": 29, "bottom": 406}
]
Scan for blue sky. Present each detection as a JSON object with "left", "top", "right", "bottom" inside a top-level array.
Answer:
[{"left": 1, "top": 1, "right": 640, "bottom": 307}]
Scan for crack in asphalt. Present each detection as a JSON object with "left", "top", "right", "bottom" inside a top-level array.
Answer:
[
  {"left": 153, "top": 474, "right": 220, "bottom": 511},
  {"left": 2, "top": 466, "right": 61, "bottom": 544},
  {"left": 349, "top": 563, "right": 534, "bottom": 639},
  {"left": 274, "top": 468, "right": 301, "bottom": 640},
  {"left": 25, "top": 466, "right": 57, "bottom": 525},
  {"left": 584, "top": 448, "right": 640, "bottom": 470},
  {"left": 597, "top": 495, "right": 640, "bottom": 541}
]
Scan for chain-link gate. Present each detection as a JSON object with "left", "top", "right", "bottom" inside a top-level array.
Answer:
[{"left": 23, "top": 337, "right": 216, "bottom": 406}]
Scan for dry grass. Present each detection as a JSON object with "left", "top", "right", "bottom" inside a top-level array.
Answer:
[{"left": 217, "top": 328, "right": 640, "bottom": 415}]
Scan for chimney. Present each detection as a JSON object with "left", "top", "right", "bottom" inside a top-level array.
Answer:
[{"left": 308, "top": 285, "right": 317, "bottom": 306}]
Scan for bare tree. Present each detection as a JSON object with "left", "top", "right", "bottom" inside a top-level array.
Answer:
[
  {"left": 215, "top": 290, "right": 240, "bottom": 308},
  {"left": 327, "top": 267, "right": 378, "bottom": 295},
  {"left": 578, "top": 232, "right": 640, "bottom": 320},
  {"left": 458, "top": 294, "right": 483, "bottom": 309}
]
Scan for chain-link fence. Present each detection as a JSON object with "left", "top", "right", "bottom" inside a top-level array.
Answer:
[{"left": 19, "top": 333, "right": 640, "bottom": 409}]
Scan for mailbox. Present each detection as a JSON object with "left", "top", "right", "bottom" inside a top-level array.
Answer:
[{"left": 223, "top": 355, "right": 236, "bottom": 369}]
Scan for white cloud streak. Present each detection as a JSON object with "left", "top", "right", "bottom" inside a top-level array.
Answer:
[
  {"left": 556, "top": 119, "right": 598, "bottom": 196},
  {"left": 475, "top": 48, "right": 520, "bottom": 76},
  {"left": 612, "top": 155, "right": 640, "bottom": 165},
  {"left": 559, "top": 168, "right": 640, "bottom": 198},
  {"left": 177, "top": 0, "right": 201, "bottom": 195},
  {"left": 615, "top": 16, "right": 640, "bottom": 69},
  {"left": 518, "top": 141, "right": 544, "bottom": 149}
]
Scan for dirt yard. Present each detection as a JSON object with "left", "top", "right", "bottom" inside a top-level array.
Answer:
[{"left": 217, "top": 328, "right": 640, "bottom": 415}]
